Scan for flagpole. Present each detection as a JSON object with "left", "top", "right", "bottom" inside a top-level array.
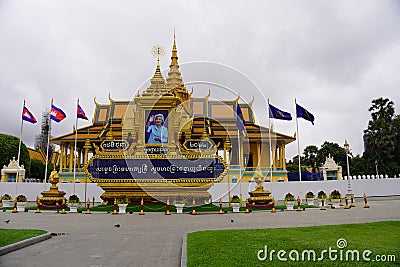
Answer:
[
  {"left": 15, "top": 100, "right": 25, "bottom": 196},
  {"left": 44, "top": 99, "right": 52, "bottom": 190},
  {"left": 295, "top": 98, "right": 303, "bottom": 201},
  {"left": 268, "top": 99, "right": 273, "bottom": 192},
  {"left": 238, "top": 129, "right": 243, "bottom": 204},
  {"left": 73, "top": 99, "right": 79, "bottom": 195}
]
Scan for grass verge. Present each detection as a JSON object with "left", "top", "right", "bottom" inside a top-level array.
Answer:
[
  {"left": 0, "top": 229, "right": 47, "bottom": 247},
  {"left": 187, "top": 221, "right": 400, "bottom": 266}
]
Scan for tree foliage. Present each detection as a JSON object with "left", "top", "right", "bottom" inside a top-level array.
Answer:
[
  {"left": 363, "top": 97, "right": 399, "bottom": 176},
  {"left": 0, "top": 133, "right": 30, "bottom": 177},
  {"left": 30, "top": 158, "right": 54, "bottom": 181}
]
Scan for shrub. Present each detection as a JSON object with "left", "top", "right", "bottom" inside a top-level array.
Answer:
[
  {"left": 173, "top": 198, "right": 186, "bottom": 205},
  {"left": 329, "top": 190, "right": 341, "bottom": 199},
  {"left": 317, "top": 191, "right": 327, "bottom": 199},
  {"left": 68, "top": 194, "right": 80, "bottom": 204},
  {"left": 2, "top": 194, "right": 12, "bottom": 200},
  {"left": 284, "top": 193, "right": 296, "bottom": 201},
  {"left": 116, "top": 196, "right": 128, "bottom": 204},
  {"left": 230, "top": 195, "right": 241, "bottom": 203},
  {"left": 16, "top": 194, "right": 27, "bottom": 202},
  {"left": 305, "top": 191, "right": 315, "bottom": 198}
]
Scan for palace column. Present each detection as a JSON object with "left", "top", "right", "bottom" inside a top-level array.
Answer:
[
  {"left": 279, "top": 143, "right": 284, "bottom": 168},
  {"left": 281, "top": 143, "right": 286, "bottom": 169},
  {"left": 83, "top": 139, "right": 91, "bottom": 166},
  {"left": 59, "top": 143, "right": 64, "bottom": 171},
  {"left": 77, "top": 147, "right": 82, "bottom": 169},
  {"left": 63, "top": 145, "right": 68, "bottom": 171},
  {"left": 273, "top": 145, "right": 278, "bottom": 169},
  {"left": 69, "top": 143, "right": 74, "bottom": 172}
]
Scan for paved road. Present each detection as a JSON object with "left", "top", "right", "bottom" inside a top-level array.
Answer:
[{"left": 1, "top": 197, "right": 399, "bottom": 267}]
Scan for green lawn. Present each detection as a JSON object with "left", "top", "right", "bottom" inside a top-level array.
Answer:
[
  {"left": 187, "top": 221, "right": 400, "bottom": 266},
  {"left": 0, "top": 229, "right": 47, "bottom": 247}
]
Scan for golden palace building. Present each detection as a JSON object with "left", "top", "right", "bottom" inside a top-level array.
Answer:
[{"left": 51, "top": 35, "right": 295, "bottom": 203}]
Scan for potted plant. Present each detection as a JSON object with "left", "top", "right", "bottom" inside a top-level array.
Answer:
[
  {"left": 317, "top": 190, "right": 327, "bottom": 207},
  {"left": 305, "top": 191, "right": 316, "bottom": 206},
  {"left": 116, "top": 196, "right": 129, "bottom": 214},
  {"left": 230, "top": 195, "right": 241, "bottom": 212},
  {"left": 16, "top": 194, "right": 27, "bottom": 212},
  {"left": 284, "top": 193, "right": 296, "bottom": 210},
  {"left": 329, "top": 190, "right": 341, "bottom": 208},
  {"left": 68, "top": 194, "right": 80, "bottom": 213},
  {"left": 1, "top": 194, "right": 13, "bottom": 207},
  {"left": 173, "top": 198, "right": 186, "bottom": 214}
]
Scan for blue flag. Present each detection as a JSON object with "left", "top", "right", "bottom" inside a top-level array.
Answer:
[
  {"left": 269, "top": 104, "right": 292, "bottom": 120},
  {"left": 236, "top": 104, "right": 245, "bottom": 131},
  {"left": 296, "top": 103, "right": 314, "bottom": 125}
]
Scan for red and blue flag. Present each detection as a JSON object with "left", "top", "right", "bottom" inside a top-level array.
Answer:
[
  {"left": 77, "top": 104, "right": 88, "bottom": 120},
  {"left": 50, "top": 104, "right": 66, "bottom": 122},
  {"left": 22, "top": 106, "right": 37, "bottom": 124}
]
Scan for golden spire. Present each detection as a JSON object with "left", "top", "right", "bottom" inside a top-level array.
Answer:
[
  {"left": 142, "top": 45, "right": 169, "bottom": 96},
  {"left": 166, "top": 30, "right": 184, "bottom": 90}
]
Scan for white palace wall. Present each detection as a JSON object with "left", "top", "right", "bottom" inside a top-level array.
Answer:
[{"left": 1, "top": 178, "right": 399, "bottom": 202}]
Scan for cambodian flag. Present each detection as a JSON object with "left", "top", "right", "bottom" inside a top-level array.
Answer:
[
  {"left": 77, "top": 104, "right": 88, "bottom": 120},
  {"left": 50, "top": 104, "right": 66, "bottom": 122},
  {"left": 22, "top": 106, "right": 37, "bottom": 124}
]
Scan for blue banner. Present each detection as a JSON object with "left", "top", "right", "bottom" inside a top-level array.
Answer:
[{"left": 87, "top": 158, "right": 225, "bottom": 180}]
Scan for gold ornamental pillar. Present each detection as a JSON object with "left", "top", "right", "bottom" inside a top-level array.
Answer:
[
  {"left": 69, "top": 143, "right": 74, "bottom": 172},
  {"left": 59, "top": 143, "right": 64, "bottom": 171},
  {"left": 282, "top": 143, "right": 286, "bottom": 169},
  {"left": 83, "top": 139, "right": 91, "bottom": 166}
]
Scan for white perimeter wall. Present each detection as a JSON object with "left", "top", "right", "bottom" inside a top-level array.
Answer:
[{"left": 1, "top": 178, "right": 399, "bottom": 202}]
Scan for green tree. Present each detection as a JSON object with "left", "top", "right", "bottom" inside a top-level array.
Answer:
[
  {"left": 29, "top": 159, "right": 45, "bottom": 181},
  {"left": 349, "top": 155, "right": 366, "bottom": 176},
  {"left": 302, "top": 145, "right": 319, "bottom": 172},
  {"left": 316, "top": 141, "right": 346, "bottom": 172},
  {"left": 0, "top": 133, "right": 30, "bottom": 177},
  {"left": 29, "top": 159, "right": 55, "bottom": 181},
  {"left": 363, "top": 97, "right": 399, "bottom": 176}
]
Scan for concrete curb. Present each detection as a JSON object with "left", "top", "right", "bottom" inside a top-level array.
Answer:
[
  {"left": 181, "top": 235, "right": 187, "bottom": 267},
  {"left": 0, "top": 233, "right": 51, "bottom": 256}
]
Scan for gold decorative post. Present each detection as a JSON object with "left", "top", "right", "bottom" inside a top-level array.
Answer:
[
  {"left": 86, "top": 199, "right": 91, "bottom": 214},
  {"left": 320, "top": 195, "right": 326, "bottom": 210},
  {"left": 344, "top": 195, "right": 350, "bottom": 209},
  {"left": 296, "top": 196, "right": 302, "bottom": 211},
  {"left": 12, "top": 198, "right": 17, "bottom": 213},
  {"left": 35, "top": 196, "right": 41, "bottom": 213},
  {"left": 245, "top": 198, "right": 249, "bottom": 214},
  {"left": 351, "top": 194, "right": 355, "bottom": 207},
  {"left": 139, "top": 198, "right": 145, "bottom": 215},
  {"left": 218, "top": 198, "right": 223, "bottom": 214},
  {"left": 112, "top": 198, "right": 117, "bottom": 215},
  {"left": 271, "top": 197, "right": 276, "bottom": 213},
  {"left": 191, "top": 198, "right": 197, "bottom": 215},
  {"left": 165, "top": 198, "right": 171, "bottom": 215},
  {"left": 363, "top": 193, "right": 369, "bottom": 208},
  {"left": 61, "top": 198, "right": 66, "bottom": 214}
]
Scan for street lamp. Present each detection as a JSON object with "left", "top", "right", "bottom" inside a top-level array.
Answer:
[
  {"left": 375, "top": 160, "right": 379, "bottom": 177},
  {"left": 344, "top": 140, "right": 353, "bottom": 198}
]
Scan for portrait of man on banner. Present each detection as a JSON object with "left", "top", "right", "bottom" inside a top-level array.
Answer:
[{"left": 145, "top": 110, "right": 168, "bottom": 144}]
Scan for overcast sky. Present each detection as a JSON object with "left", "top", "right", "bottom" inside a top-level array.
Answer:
[{"left": 1, "top": 0, "right": 399, "bottom": 160}]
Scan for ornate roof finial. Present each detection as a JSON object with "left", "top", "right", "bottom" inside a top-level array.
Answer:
[
  {"left": 166, "top": 31, "right": 185, "bottom": 90},
  {"left": 143, "top": 44, "right": 166, "bottom": 94}
]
